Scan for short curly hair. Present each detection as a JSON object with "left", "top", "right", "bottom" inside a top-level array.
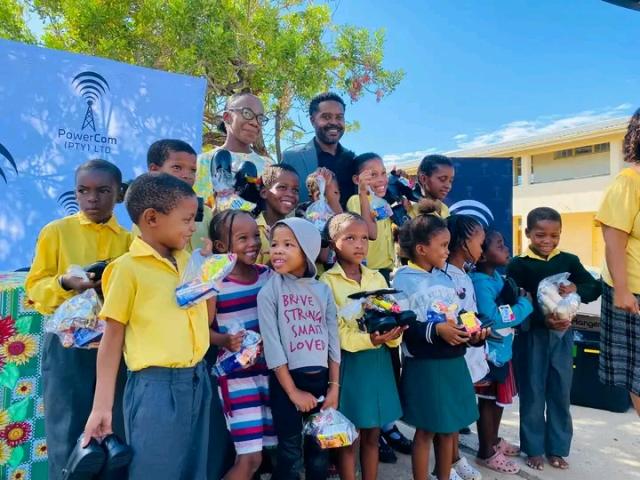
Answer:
[
  {"left": 624, "top": 108, "right": 640, "bottom": 164},
  {"left": 125, "top": 173, "right": 195, "bottom": 224},
  {"left": 324, "top": 212, "right": 367, "bottom": 242}
]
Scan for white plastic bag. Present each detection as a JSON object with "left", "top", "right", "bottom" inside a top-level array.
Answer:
[
  {"left": 369, "top": 186, "right": 393, "bottom": 221},
  {"left": 303, "top": 408, "right": 359, "bottom": 449},
  {"left": 175, "top": 252, "right": 236, "bottom": 308},
  {"left": 305, "top": 176, "right": 335, "bottom": 232},
  {"left": 212, "top": 322, "right": 262, "bottom": 377},
  {"left": 537, "top": 272, "right": 581, "bottom": 336},
  {"left": 46, "top": 266, "right": 104, "bottom": 348}
]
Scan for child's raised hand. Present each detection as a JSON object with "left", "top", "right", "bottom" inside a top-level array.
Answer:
[
  {"left": 436, "top": 321, "right": 470, "bottom": 346},
  {"left": 82, "top": 409, "right": 112, "bottom": 447},
  {"left": 316, "top": 167, "right": 334, "bottom": 183},
  {"left": 289, "top": 388, "right": 318, "bottom": 413},
  {"left": 558, "top": 282, "right": 577, "bottom": 296},
  {"left": 370, "top": 326, "right": 405, "bottom": 346},
  {"left": 199, "top": 238, "right": 213, "bottom": 257},
  {"left": 357, "top": 169, "right": 374, "bottom": 195},
  {"left": 223, "top": 331, "right": 244, "bottom": 352}
]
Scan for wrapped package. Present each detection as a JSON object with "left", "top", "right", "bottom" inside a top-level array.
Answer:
[
  {"left": 369, "top": 187, "right": 393, "bottom": 220},
  {"left": 212, "top": 326, "right": 262, "bottom": 377},
  {"left": 212, "top": 168, "right": 256, "bottom": 213},
  {"left": 537, "top": 272, "right": 581, "bottom": 336},
  {"left": 338, "top": 289, "right": 416, "bottom": 334},
  {"left": 305, "top": 176, "right": 335, "bottom": 232},
  {"left": 426, "top": 301, "right": 458, "bottom": 324},
  {"left": 303, "top": 408, "right": 359, "bottom": 449},
  {"left": 45, "top": 266, "right": 103, "bottom": 348},
  {"left": 176, "top": 253, "right": 236, "bottom": 308}
]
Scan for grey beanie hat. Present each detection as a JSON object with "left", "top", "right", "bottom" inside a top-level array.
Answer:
[{"left": 273, "top": 217, "right": 321, "bottom": 277}]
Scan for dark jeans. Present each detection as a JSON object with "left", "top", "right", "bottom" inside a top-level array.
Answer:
[{"left": 269, "top": 369, "right": 329, "bottom": 480}]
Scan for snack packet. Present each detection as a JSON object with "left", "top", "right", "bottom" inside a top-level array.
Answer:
[
  {"left": 369, "top": 186, "right": 393, "bottom": 220},
  {"left": 303, "top": 408, "right": 359, "bottom": 449},
  {"left": 537, "top": 272, "right": 581, "bottom": 336},
  {"left": 212, "top": 323, "right": 262, "bottom": 377},
  {"left": 45, "top": 266, "right": 103, "bottom": 348},
  {"left": 176, "top": 253, "right": 236, "bottom": 308},
  {"left": 305, "top": 175, "right": 335, "bottom": 232}
]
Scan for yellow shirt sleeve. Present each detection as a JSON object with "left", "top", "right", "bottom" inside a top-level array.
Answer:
[
  {"left": 25, "top": 224, "right": 73, "bottom": 314},
  {"left": 100, "top": 259, "right": 136, "bottom": 326},
  {"left": 346, "top": 195, "right": 360, "bottom": 214},
  {"left": 596, "top": 171, "right": 640, "bottom": 233}
]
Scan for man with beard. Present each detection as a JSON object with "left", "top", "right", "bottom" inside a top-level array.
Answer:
[{"left": 283, "top": 92, "right": 356, "bottom": 208}]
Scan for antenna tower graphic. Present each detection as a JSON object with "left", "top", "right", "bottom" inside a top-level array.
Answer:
[
  {"left": 57, "top": 191, "right": 80, "bottom": 215},
  {"left": 72, "top": 71, "right": 110, "bottom": 131}
]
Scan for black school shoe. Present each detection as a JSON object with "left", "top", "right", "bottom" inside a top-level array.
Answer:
[
  {"left": 378, "top": 436, "right": 398, "bottom": 464},
  {"left": 382, "top": 425, "right": 413, "bottom": 455},
  {"left": 102, "top": 434, "right": 133, "bottom": 471},
  {"left": 62, "top": 435, "right": 106, "bottom": 480}
]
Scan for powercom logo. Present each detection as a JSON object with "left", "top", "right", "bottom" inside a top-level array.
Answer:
[
  {"left": 0, "top": 142, "right": 18, "bottom": 183},
  {"left": 57, "top": 70, "right": 119, "bottom": 154},
  {"left": 57, "top": 190, "right": 79, "bottom": 215},
  {"left": 449, "top": 200, "right": 495, "bottom": 227}
]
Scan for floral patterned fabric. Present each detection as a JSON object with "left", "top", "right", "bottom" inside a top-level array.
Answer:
[{"left": 0, "top": 273, "right": 47, "bottom": 480}]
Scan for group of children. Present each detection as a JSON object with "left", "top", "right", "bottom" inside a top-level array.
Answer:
[{"left": 25, "top": 129, "right": 601, "bottom": 480}]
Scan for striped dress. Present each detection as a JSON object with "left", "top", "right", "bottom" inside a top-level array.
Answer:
[{"left": 214, "top": 265, "right": 277, "bottom": 454}]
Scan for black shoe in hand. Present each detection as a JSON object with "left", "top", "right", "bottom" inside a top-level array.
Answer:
[
  {"left": 382, "top": 425, "right": 413, "bottom": 455},
  {"left": 378, "top": 436, "right": 398, "bottom": 464}
]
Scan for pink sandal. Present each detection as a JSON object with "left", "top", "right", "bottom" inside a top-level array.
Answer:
[
  {"left": 478, "top": 451, "right": 520, "bottom": 474},
  {"left": 496, "top": 438, "right": 521, "bottom": 457}
]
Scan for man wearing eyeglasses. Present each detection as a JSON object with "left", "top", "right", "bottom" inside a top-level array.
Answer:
[{"left": 283, "top": 92, "right": 356, "bottom": 208}]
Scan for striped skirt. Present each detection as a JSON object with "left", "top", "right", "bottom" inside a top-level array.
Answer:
[
  {"left": 218, "top": 366, "right": 277, "bottom": 454},
  {"left": 600, "top": 282, "right": 640, "bottom": 396}
]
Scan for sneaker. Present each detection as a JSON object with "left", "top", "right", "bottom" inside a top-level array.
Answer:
[
  {"left": 428, "top": 468, "right": 464, "bottom": 480},
  {"left": 378, "top": 436, "right": 398, "bottom": 464},
  {"left": 382, "top": 425, "right": 413, "bottom": 455},
  {"left": 453, "top": 456, "right": 482, "bottom": 480}
]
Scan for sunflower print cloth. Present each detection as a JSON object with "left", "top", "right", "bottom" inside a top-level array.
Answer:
[{"left": 0, "top": 273, "right": 47, "bottom": 479}]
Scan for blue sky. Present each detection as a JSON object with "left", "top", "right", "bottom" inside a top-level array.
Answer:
[{"left": 326, "top": 0, "right": 640, "bottom": 164}]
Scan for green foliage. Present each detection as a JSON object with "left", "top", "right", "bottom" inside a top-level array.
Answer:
[
  {"left": 0, "top": 0, "right": 35, "bottom": 43},
  {"left": 6, "top": 0, "right": 404, "bottom": 158}
]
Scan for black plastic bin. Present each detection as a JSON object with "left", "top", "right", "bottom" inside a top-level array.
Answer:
[{"left": 571, "top": 330, "right": 630, "bottom": 413}]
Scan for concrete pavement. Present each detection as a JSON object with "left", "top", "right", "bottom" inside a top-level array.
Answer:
[{"left": 380, "top": 399, "right": 639, "bottom": 480}]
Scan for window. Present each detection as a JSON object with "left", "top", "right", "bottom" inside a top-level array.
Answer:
[
  {"left": 575, "top": 145, "right": 593, "bottom": 156},
  {"left": 594, "top": 142, "right": 610, "bottom": 153},
  {"left": 554, "top": 149, "right": 573, "bottom": 159},
  {"left": 513, "top": 157, "right": 522, "bottom": 186}
]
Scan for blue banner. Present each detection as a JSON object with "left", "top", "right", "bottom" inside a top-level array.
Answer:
[
  {"left": 447, "top": 157, "right": 513, "bottom": 252},
  {"left": 0, "top": 40, "right": 206, "bottom": 270}
]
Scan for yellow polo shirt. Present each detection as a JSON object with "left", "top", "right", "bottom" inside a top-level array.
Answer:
[
  {"left": 596, "top": 167, "right": 640, "bottom": 293},
  {"left": 521, "top": 247, "right": 561, "bottom": 262},
  {"left": 320, "top": 262, "right": 401, "bottom": 352},
  {"left": 256, "top": 212, "right": 271, "bottom": 266},
  {"left": 346, "top": 195, "right": 394, "bottom": 270},
  {"left": 131, "top": 205, "right": 213, "bottom": 253},
  {"left": 26, "top": 213, "right": 132, "bottom": 315},
  {"left": 100, "top": 237, "right": 209, "bottom": 371}
]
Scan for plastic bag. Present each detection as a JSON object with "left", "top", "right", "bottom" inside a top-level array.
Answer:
[
  {"left": 305, "top": 176, "right": 335, "bottom": 232},
  {"left": 45, "top": 266, "right": 104, "bottom": 348},
  {"left": 303, "top": 408, "right": 359, "bottom": 449},
  {"left": 212, "top": 323, "right": 262, "bottom": 377},
  {"left": 369, "top": 187, "right": 393, "bottom": 221},
  {"left": 212, "top": 169, "right": 256, "bottom": 213},
  {"left": 537, "top": 272, "right": 581, "bottom": 336},
  {"left": 175, "top": 252, "right": 236, "bottom": 308},
  {"left": 426, "top": 300, "right": 459, "bottom": 324}
]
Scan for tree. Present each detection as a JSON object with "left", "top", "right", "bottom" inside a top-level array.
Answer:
[
  {"left": 16, "top": 0, "right": 404, "bottom": 158},
  {"left": 0, "top": 0, "right": 35, "bottom": 43}
]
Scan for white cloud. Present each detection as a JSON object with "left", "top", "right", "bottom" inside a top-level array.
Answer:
[
  {"left": 383, "top": 148, "right": 439, "bottom": 167},
  {"left": 454, "top": 104, "right": 634, "bottom": 150}
]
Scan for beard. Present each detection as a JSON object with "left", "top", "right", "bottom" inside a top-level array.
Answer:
[{"left": 315, "top": 124, "right": 344, "bottom": 144}]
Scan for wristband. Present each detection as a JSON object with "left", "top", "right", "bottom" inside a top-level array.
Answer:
[{"left": 328, "top": 381, "right": 340, "bottom": 387}]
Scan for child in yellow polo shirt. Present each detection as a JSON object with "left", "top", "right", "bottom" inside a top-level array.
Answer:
[
  {"left": 131, "top": 138, "right": 213, "bottom": 252},
  {"left": 345, "top": 153, "right": 392, "bottom": 281},
  {"left": 320, "top": 212, "right": 403, "bottom": 480},
  {"left": 83, "top": 173, "right": 212, "bottom": 479},
  {"left": 25, "top": 159, "right": 132, "bottom": 480}
]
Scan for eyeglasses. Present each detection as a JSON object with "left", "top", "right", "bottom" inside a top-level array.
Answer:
[{"left": 227, "top": 107, "right": 269, "bottom": 126}]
